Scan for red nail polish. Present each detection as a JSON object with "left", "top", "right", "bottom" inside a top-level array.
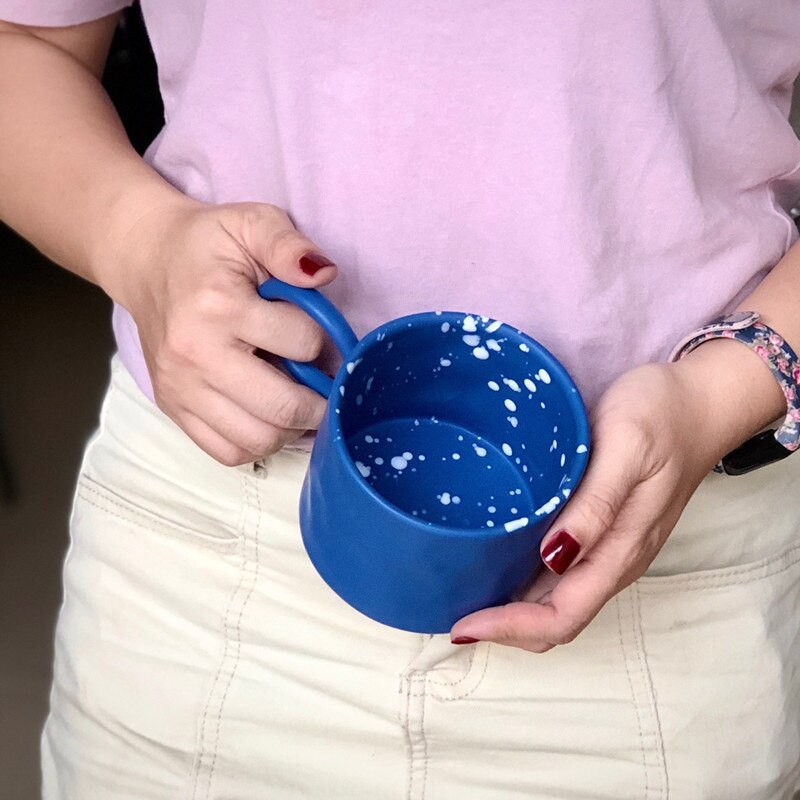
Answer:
[
  {"left": 451, "top": 636, "right": 480, "bottom": 645},
  {"left": 541, "top": 530, "right": 580, "bottom": 575},
  {"left": 299, "top": 252, "right": 335, "bottom": 276}
]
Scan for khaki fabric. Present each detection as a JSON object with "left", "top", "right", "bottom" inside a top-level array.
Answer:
[{"left": 42, "top": 358, "right": 800, "bottom": 799}]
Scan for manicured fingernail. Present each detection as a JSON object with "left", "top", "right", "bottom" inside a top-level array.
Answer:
[
  {"left": 299, "top": 252, "right": 335, "bottom": 276},
  {"left": 451, "top": 636, "right": 480, "bottom": 645},
  {"left": 541, "top": 530, "right": 580, "bottom": 575}
]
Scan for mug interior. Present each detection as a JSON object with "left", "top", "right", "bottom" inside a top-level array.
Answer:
[{"left": 334, "top": 312, "right": 589, "bottom": 532}]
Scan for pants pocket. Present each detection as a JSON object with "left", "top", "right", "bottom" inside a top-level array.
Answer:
[{"left": 636, "top": 542, "right": 800, "bottom": 800}]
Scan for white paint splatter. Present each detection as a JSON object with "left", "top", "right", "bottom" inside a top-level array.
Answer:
[
  {"left": 488, "top": 380, "right": 500, "bottom": 391},
  {"left": 486, "top": 320, "right": 502, "bottom": 333},
  {"left": 452, "top": 496, "right": 461, "bottom": 504},
  {"left": 440, "top": 358, "right": 452, "bottom": 367},
  {"left": 524, "top": 378, "right": 537, "bottom": 392},
  {"left": 560, "top": 453, "right": 566, "bottom": 467},
  {"left": 462, "top": 316, "right": 478, "bottom": 333},
  {"left": 504, "top": 398, "right": 517, "bottom": 412},
  {"left": 508, "top": 417, "right": 518, "bottom": 428},
  {"left": 418, "top": 455, "right": 426, "bottom": 461},
  {"left": 366, "top": 376, "right": 374, "bottom": 392},
  {"left": 503, "top": 378, "right": 521, "bottom": 392},
  {"left": 486, "top": 339, "right": 501, "bottom": 352},
  {"left": 576, "top": 444, "right": 588, "bottom": 453},
  {"left": 346, "top": 358, "right": 363, "bottom": 374},
  {"left": 339, "top": 386, "right": 345, "bottom": 396},
  {"left": 463, "top": 334, "right": 481, "bottom": 346},
  {"left": 365, "top": 435, "right": 374, "bottom": 443},
  {"left": 502, "top": 443, "right": 513, "bottom": 456},
  {"left": 356, "top": 462, "right": 371, "bottom": 478},
  {"left": 504, "top": 517, "right": 529, "bottom": 533},
  {"left": 356, "top": 394, "right": 363, "bottom": 405},
  {"left": 472, "top": 444, "right": 487, "bottom": 457},
  {"left": 534, "top": 496, "right": 561, "bottom": 515},
  {"left": 441, "top": 322, "right": 451, "bottom": 333},
  {"left": 488, "top": 505, "right": 496, "bottom": 513},
  {"left": 473, "top": 346, "right": 489, "bottom": 360},
  {"left": 452, "top": 453, "right": 461, "bottom": 460},
  {"left": 403, "top": 451, "right": 413, "bottom": 460},
  {"left": 537, "top": 368, "right": 551, "bottom": 384},
  {"left": 550, "top": 439, "right": 558, "bottom": 452},
  {"left": 562, "top": 488, "right": 571, "bottom": 498},
  {"left": 439, "top": 492, "right": 451, "bottom": 505},
  {"left": 519, "top": 343, "right": 530, "bottom": 352},
  {"left": 486, "top": 520, "right": 495, "bottom": 528},
  {"left": 391, "top": 456, "right": 409, "bottom": 470},
  {"left": 375, "top": 457, "right": 384, "bottom": 465}
]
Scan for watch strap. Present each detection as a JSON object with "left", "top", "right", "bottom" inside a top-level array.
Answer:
[{"left": 669, "top": 312, "right": 800, "bottom": 475}]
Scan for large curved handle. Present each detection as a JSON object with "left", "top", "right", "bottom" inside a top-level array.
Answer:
[{"left": 257, "top": 278, "right": 359, "bottom": 398}]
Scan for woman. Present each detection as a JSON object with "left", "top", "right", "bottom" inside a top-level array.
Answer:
[{"left": 1, "top": 2, "right": 799, "bottom": 797}]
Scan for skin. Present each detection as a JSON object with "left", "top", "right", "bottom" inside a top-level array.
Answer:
[{"left": 1, "top": 14, "right": 799, "bottom": 651}]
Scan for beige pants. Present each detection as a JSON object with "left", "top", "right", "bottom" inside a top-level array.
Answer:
[{"left": 42, "top": 357, "right": 800, "bottom": 799}]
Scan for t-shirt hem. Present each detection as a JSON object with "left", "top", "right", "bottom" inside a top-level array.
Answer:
[{"left": 0, "top": 0, "right": 132, "bottom": 27}]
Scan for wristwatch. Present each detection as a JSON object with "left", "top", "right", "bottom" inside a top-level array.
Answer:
[{"left": 668, "top": 311, "right": 800, "bottom": 476}]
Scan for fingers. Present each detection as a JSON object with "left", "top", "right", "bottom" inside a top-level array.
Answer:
[
  {"left": 234, "top": 203, "right": 338, "bottom": 288},
  {"left": 450, "top": 561, "right": 616, "bottom": 653},
  {"left": 537, "top": 424, "right": 643, "bottom": 575},
  {"left": 208, "top": 351, "right": 327, "bottom": 431},
  {"left": 450, "top": 536, "right": 631, "bottom": 653},
  {"left": 235, "top": 292, "right": 326, "bottom": 362},
  {"left": 177, "top": 393, "right": 307, "bottom": 467}
]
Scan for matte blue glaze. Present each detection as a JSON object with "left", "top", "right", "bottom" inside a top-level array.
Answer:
[
  {"left": 257, "top": 278, "right": 590, "bottom": 633},
  {"left": 257, "top": 280, "right": 359, "bottom": 395}
]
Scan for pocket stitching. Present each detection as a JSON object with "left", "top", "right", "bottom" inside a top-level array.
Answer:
[
  {"left": 78, "top": 476, "right": 238, "bottom": 553},
  {"left": 639, "top": 540, "right": 800, "bottom": 593}
]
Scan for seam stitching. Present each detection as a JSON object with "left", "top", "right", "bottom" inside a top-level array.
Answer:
[
  {"left": 403, "top": 673, "right": 414, "bottom": 800},
  {"left": 424, "top": 647, "right": 477, "bottom": 689},
  {"left": 78, "top": 479, "right": 237, "bottom": 552},
  {"left": 633, "top": 584, "right": 670, "bottom": 799},
  {"left": 419, "top": 678, "right": 429, "bottom": 800},
  {"left": 188, "top": 472, "right": 249, "bottom": 800},
  {"left": 639, "top": 542, "right": 800, "bottom": 593},
  {"left": 204, "top": 474, "right": 262, "bottom": 798},
  {"left": 617, "top": 594, "right": 650, "bottom": 800},
  {"left": 412, "top": 644, "right": 492, "bottom": 701}
]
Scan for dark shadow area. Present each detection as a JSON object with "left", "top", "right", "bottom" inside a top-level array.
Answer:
[{"left": 0, "top": 5, "right": 162, "bottom": 796}]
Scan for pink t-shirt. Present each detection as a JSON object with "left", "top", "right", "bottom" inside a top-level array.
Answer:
[{"left": 5, "top": 1, "right": 800, "bottom": 408}]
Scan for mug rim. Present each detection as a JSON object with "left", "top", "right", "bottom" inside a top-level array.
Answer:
[{"left": 326, "top": 310, "right": 591, "bottom": 540}]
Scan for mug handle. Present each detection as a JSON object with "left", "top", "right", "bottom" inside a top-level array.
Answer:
[{"left": 257, "top": 278, "right": 359, "bottom": 398}]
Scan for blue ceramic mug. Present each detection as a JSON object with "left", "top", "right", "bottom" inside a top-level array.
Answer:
[{"left": 258, "top": 278, "right": 590, "bottom": 633}]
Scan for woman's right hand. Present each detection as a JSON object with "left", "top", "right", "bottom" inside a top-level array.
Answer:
[{"left": 102, "top": 198, "right": 337, "bottom": 466}]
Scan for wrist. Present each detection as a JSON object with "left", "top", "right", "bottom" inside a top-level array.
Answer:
[
  {"left": 86, "top": 172, "right": 199, "bottom": 307},
  {"left": 671, "top": 338, "right": 786, "bottom": 463}
]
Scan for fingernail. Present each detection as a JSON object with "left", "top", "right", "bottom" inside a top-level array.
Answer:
[
  {"left": 541, "top": 530, "right": 580, "bottom": 575},
  {"left": 451, "top": 636, "right": 480, "bottom": 645},
  {"left": 299, "top": 252, "right": 335, "bottom": 276}
]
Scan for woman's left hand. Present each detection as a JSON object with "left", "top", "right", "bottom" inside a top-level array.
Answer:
[{"left": 449, "top": 354, "right": 754, "bottom": 652}]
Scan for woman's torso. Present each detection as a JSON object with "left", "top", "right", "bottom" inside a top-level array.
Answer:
[{"left": 116, "top": 0, "right": 800, "bottom": 407}]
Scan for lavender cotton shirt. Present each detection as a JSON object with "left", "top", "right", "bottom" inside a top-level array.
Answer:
[{"left": 4, "top": 0, "right": 800, "bottom": 410}]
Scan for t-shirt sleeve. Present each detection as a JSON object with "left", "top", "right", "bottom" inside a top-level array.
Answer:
[{"left": 0, "top": 0, "right": 133, "bottom": 27}]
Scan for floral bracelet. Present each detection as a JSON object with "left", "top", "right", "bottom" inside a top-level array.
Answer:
[{"left": 668, "top": 311, "right": 800, "bottom": 475}]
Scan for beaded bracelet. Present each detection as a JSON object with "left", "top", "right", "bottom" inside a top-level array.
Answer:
[{"left": 668, "top": 311, "right": 800, "bottom": 475}]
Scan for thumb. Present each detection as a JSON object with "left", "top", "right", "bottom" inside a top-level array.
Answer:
[
  {"left": 236, "top": 202, "right": 338, "bottom": 288},
  {"left": 538, "top": 436, "right": 640, "bottom": 575}
]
